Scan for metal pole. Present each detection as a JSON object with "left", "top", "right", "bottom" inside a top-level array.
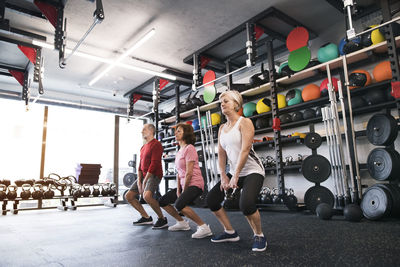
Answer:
[
  {"left": 207, "top": 111, "right": 219, "bottom": 186},
  {"left": 197, "top": 107, "right": 210, "bottom": 186}
]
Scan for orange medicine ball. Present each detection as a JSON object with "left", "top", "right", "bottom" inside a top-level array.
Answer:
[
  {"left": 373, "top": 61, "right": 392, "bottom": 83},
  {"left": 302, "top": 84, "right": 321, "bottom": 102},
  {"left": 237, "top": 107, "right": 244, "bottom": 116}
]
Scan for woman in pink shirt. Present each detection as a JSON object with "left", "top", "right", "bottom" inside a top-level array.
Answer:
[{"left": 158, "top": 123, "right": 213, "bottom": 239}]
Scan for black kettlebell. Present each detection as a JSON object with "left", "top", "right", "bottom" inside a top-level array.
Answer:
[
  {"left": 32, "top": 184, "right": 43, "bottom": 199},
  {"left": 82, "top": 184, "right": 91, "bottom": 197},
  {"left": 7, "top": 185, "right": 18, "bottom": 200},
  {"left": 20, "top": 184, "right": 32, "bottom": 200},
  {"left": 92, "top": 184, "right": 101, "bottom": 197},
  {"left": 272, "top": 188, "right": 283, "bottom": 204},
  {"left": 223, "top": 188, "right": 240, "bottom": 210},
  {"left": 43, "top": 184, "right": 55, "bottom": 199},
  {"left": 284, "top": 188, "right": 298, "bottom": 211},
  {"left": 191, "top": 91, "right": 203, "bottom": 107},
  {"left": 260, "top": 187, "right": 272, "bottom": 204},
  {"left": 101, "top": 184, "right": 110, "bottom": 196},
  {"left": 291, "top": 111, "right": 303, "bottom": 122},
  {"left": 0, "top": 184, "right": 7, "bottom": 201},
  {"left": 109, "top": 183, "right": 117, "bottom": 196},
  {"left": 72, "top": 184, "right": 82, "bottom": 198}
]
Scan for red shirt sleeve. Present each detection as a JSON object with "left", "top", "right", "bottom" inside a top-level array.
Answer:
[{"left": 147, "top": 140, "right": 163, "bottom": 176}]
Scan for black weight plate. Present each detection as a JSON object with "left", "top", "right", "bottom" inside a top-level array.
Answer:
[
  {"left": 361, "top": 185, "right": 392, "bottom": 220},
  {"left": 301, "top": 155, "right": 331, "bottom": 183},
  {"left": 304, "top": 185, "right": 334, "bottom": 213},
  {"left": 367, "top": 148, "right": 399, "bottom": 181},
  {"left": 378, "top": 184, "right": 400, "bottom": 217},
  {"left": 366, "top": 114, "right": 398, "bottom": 146},
  {"left": 304, "top": 132, "right": 322, "bottom": 149},
  {"left": 123, "top": 173, "right": 136, "bottom": 187}
]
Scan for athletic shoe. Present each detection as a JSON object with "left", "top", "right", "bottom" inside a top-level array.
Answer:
[
  {"left": 252, "top": 236, "right": 267, "bottom": 252},
  {"left": 168, "top": 220, "right": 191, "bottom": 231},
  {"left": 133, "top": 216, "right": 153, "bottom": 225},
  {"left": 211, "top": 231, "right": 240, "bottom": 242},
  {"left": 152, "top": 217, "right": 168, "bottom": 229},
  {"left": 191, "top": 224, "right": 212, "bottom": 239}
]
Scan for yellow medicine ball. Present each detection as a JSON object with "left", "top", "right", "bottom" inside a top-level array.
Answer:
[
  {"left": 256, "top": 98, "right": 271, "bottom": 114},
  {"left": 211, "top": 113, "right": 221, "bottom": 125},
  {"left": 277, "top": 94, "right": 287, "bottom": 109}
]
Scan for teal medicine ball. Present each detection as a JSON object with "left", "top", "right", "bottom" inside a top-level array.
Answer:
[
  {"left": 243, "top": 102, "right": 257, "bottom": 117},
  {"left": 317, "top": 43, "right": 339, "bottom": 63},
  {"left": 285, "top": 89, "right": 303, "bottom": 106}
]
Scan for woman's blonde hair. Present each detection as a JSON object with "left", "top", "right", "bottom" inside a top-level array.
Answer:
[{"left": 219, "top": 90, "right": 243, "bottom": 112}]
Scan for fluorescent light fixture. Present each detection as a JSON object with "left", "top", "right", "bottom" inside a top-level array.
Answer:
[{"left": 88, "top": 28, "right": 156, "bottom": 86}]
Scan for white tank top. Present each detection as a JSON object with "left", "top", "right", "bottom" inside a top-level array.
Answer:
[{"left": 219, "top": 116, "right": 265, "bottom": 177}]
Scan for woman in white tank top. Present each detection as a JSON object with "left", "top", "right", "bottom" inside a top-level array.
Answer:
[{"left": 207, "top": 90, "right": 267, "bottom": 252}]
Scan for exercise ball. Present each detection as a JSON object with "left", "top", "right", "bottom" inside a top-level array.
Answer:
[
  {"left": 201, "top": 116, "right": 208, "bottom": 128},
  {"left": 349, "top": 96, "right": 367, "bottom": 109},
  {"left": 343, "top": 204, "right": 363, "bottom": 222},
  {"left": 303, "top": 108, "right": 316, "bottom": 120},
  {"left": 348, "top": 70, "right": 372, "bottom": 89},
  {"left": 373, "top": 61, "right": 392, "bottom": 82},
  {"left": 315, "top": 107, "right": 322, "bottom": 117},
  {"left": 255, "top": 117, "right": 270, "bottom": 129},
  {"left": 279, "top": 113, "right": 292, "bottom": 124},
  {"left": 211, "top": 113, "right": 221, "bottom": 125},
  {"left": 291, "top": 111, "right": 303, "bottom": 122},
  {"left": 237, "top": 107, "right": 243, "bottom": 116},
  {"left": 317, "top": 43, "right": 339, "bottom": 63},
  {"left": 256, "top": 98, "right": 271, "bottom": 114},
  {"left": 302, "top": 84, "right": 321, "bottom": 102},
  {"left": 363, "top": 89, "right": 387, "bottom": 105},
  {"left": 285, "top": 89, "right": 302, "bottom": 106},
  {"left": 243, "top": 102, "right": 257, "bottom": 117},
  {"left": 361, "top": 25, "right": 385, "bottom": 47},
  {"left": 192, "top": 118, "right": 200, "bottom": 130},
  {"left": 186, "top": 120, "right": 192, "bottom": 125},
  {"left": 279, "top": 62, "right": 294, "bottom": 77},
  {"left": 320, "top": 77, "right": 339, "bottom": 97},
  {"left": 339, "top": 36, "right": 362, "bottom": 55},
  {"left": 277, "top": 94, "right": 287, "bottom": 108},
  {"left": 316, "top": 203, "right": 333, "bottom": 220}
]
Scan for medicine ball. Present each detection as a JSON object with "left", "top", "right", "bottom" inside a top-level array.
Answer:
[
  {"left": 302, "top": 84, "right": 321, "bottom": 102},
  {"left": 256, "top": 98, "right": 271, "bottom": 114},
  {"left": 158, "top": 132, "right": 165, "bottom": 141},
  {"left": 243, "top": 102, "right": 257, "bottom": 117},
  {"left": 348, "top": 69, "right": 372, "bottom": 89},
  {"left": 363, "top": 89, "right": 387, "bottom": 106},
  {"left": 343, "top": 204, "right": 363, "bottom": 222},
  {"left": 192, "top": 118, "right": 200, "bottom": 130},
  {"left": 186, "top": 120, "right": 192, "bottom": 125},
  {"left": 285, "top": 89, "right": 303, "bottom": 106},
  {"left": 211, "top": 113, "right": 221, "bottom": 125},
  {"left": 339, "top": 37, "right": 362, "bottom": 55},
  {"left": 255, "top": 117, "right": 270, "bottom": 129},
  {"left": 373, "top": 61, "right": 392, "bottom": 83},
  {"left": 346, "top": 95, "right": 367, "bottom": 110},
  {"left": 279, "top": 113, "right": 292, "bottom": 124},
  {"left": 320, "top": 77, "right": 339, "bottom": 97},
  {"left": 303, "top": 108, "right": 316, "bottom": 120},
  {"left": 316, "top": 203, "right": 333, "bottom": 220},
  {"left": 361, "top": 25, "right": 385, "bottom": 47},
  {"left": 277, "top": 94, "right": 287, "bottom": 108},
  {"left": 291, "top": 111, "right": 303, "bottom": 122},
  {"left": 201, "top": 116, "right": 208, "bottom": 128},
  {"left": 237, "top": 107, "right": 244, "bottom": 116},
  {"left": 315, "top": 107, "right": 322, "bottom": 117},
  {"left": 278, "top": 62, "right": 294, "bottom": 77},
  {"left": 305, "top": 59, "right": 320, "bottom": 69},
  {"left": 317, "top": 43, "right": 339, "bottom": 63}
]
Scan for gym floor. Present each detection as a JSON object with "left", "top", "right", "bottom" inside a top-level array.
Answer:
[{"left": 1, "top": 204, "right": 400, "bottom": 267}]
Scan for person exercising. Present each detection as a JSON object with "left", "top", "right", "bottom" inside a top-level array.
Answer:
[
  {"left": 158, "top": 123, "right": 212, "bottom": 238},
  {"left": 207, "top": 90, "right": 267, "bottom": 251},
  {"left": 125, "top": 124, "right": 168, "bottom": 229}
]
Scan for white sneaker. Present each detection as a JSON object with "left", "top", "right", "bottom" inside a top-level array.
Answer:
[
  {"left": 192, "top": 224, "right": 212, "bottom": 239},
  {"left": 168, "top": 220, "right": 190, "bottom": 231}
]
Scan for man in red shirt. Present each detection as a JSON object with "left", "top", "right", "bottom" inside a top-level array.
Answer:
[{"left": 125, "top": 124, "right": 168, "bottom": 229}]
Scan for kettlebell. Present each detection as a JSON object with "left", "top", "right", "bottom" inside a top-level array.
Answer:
[
  {"left": 101, "top": 184, "right": 110, "bottom": 196},
  {"left": 0, "top": 184, "right": 7, "bottom": 201},
  {"left": 72, "top": 184, "right": 82, "bottom": 199},
  {"left": 7, "top": 185, "right": 18, "bottom": 200},
  {"left": 20, "top": 184, "right": 32, "bottom": 200},
  {"left": 92, "top": 184, "right": 101, "bottom": 197},
  {"left": 260, "top": 187, "right": 272, "bottom": 204},
  {"left": 109, "top": 183, "right": 117, "bottom": 196},
  {"left": 82, "top": 184, "right": 91, "bottom": 197},
  {"left": 1, "top": 179, "right": 11, "bottom": 187},
  {"left": 284, "top": 188, "right": 298, "bottom": 211},
  {"left": 43, "top": 184, "right": 55, "bottom": 199},
  {"left": 32, "top": 184, "right": 44, "bottom": 199},
  {"left": 272, "top": 188, "right": 283, "bottom": 204}
]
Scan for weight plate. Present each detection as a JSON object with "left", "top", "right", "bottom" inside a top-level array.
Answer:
[
  {"left": 304, "top": 185, "right": 334, "bottom": 213},
  {"left": 128, "top": 160, "right": 134, "bottom": 167},
  {"left": 304, "top": 132, "right": 322, "bottom": 149},
  {"left": 367, "top": 148, "right": 400, "bottom": 181},
  {"left": 123, "top": 173, "right": 136, "bottom": 187},
  {"left": 366, "top": 113, "right": 398, "bottom": 146},
  {"left": 301, "top": 155, "right": 331, "bottom": 183},
  {"left": 376, "top": 184, "right": 400, "bottom": 217},
  {"left": 361, "top": 185, "right": 392, "bottom": 220}
]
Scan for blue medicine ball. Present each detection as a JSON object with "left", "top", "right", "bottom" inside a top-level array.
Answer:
[{"left": 192, "top": 118, "right": 200, "bottom": 130}]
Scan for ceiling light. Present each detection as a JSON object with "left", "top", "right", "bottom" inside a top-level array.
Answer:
[{"left": 88, "top": 28, "right": 156, "bottom": 86}]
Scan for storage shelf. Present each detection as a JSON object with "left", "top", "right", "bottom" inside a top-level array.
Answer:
[{"left": 253, "top": 136, "right": 303, "bottom": 149}]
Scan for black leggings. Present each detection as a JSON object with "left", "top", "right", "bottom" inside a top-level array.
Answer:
[
  {"left": 206, "top": 173, "right": 264, "bottom": 216},
  {"left": 158, "top": 186, "right": 203, "bottom": 211}
]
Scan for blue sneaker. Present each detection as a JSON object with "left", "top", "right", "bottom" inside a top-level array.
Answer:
[
  {"left": 252, "top": 236, "right": 267, "bottom": 252},
  {"left": 211, "top": 231, "right": 240, "bottom": 243}
]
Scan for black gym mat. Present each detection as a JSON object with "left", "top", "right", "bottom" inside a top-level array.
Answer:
[{"left": 0, "top": 205, "right": 399, "bottom": 266}]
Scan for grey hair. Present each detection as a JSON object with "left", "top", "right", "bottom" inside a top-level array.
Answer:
[
  {"left": 144, "top": 124, "right": 156, "bottom": 136},
  {"left": 219, "top": 90, "right": 243, "bottom": 112}
]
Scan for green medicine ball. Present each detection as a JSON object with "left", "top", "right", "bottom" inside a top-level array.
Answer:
[
  {"left": 243, "top": 102, "right": 257, "bottom": 117},
  {"left": 285, "top": 89, "right": 302, "bottom": 106}
]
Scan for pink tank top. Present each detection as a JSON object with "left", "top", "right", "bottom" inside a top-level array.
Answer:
[{"left": 175, "top": 144, "right": 204, "bottom": 190}]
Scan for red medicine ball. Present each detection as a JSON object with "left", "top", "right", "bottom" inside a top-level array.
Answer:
[{"left": 320, "top": 77, "right": 339, "bottom": 97}]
